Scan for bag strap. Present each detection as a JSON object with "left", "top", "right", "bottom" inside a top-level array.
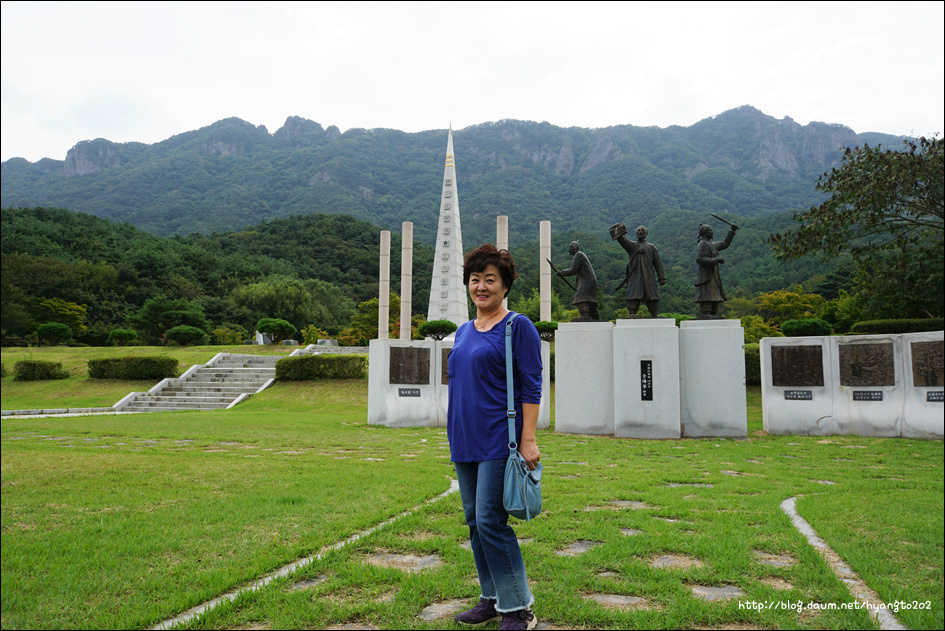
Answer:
[{"left": 505, "top": 312, "right": 518, "bottom": 449}]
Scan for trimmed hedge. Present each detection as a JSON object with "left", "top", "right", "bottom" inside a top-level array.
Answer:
[
  {"left": 781, "top": 318, "right": 833, "bottom": 337},
  {"left": 744, "top": 343, "right": 761, "bottom": 386},
  {"left": 850, "top": 318, "right": 945, "bottom": 335},
  {"left": 14, "top": 360, "right": 70, "bottom": 381},
  {"left": 88, "top": 356, "right": 179, "bottom": 380},
  {"left": 276, "top": 355, "right": 367, "bottom": 380}
]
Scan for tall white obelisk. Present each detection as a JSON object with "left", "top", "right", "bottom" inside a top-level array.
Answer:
[{"left": 427, "top": 128, "right": 468, "bottom": 326}]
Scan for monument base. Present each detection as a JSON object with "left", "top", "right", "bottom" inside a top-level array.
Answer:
[
  {"left": 555, "top": 322, "right": 614, "bottom": 435},
  {"left": 613, "top": 319, "right": 680, "bottom": 439},
  {"left": 678, "top": 320, "right": 747, "bottom": 438}
]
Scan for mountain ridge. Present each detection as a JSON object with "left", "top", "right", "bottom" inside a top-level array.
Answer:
[{"left": 1, "top": 106, "right": 905, "bottom": 245}]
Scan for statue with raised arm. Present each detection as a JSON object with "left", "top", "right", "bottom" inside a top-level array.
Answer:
[
  {"left": 554, "top": 241, "right": 601, "bottom": 321},
  {"left": 610, "top": 223, "right": 666, "bottom": 318},
  {"left": 694, "top": 221, "right": 738, "bottom": 319}
]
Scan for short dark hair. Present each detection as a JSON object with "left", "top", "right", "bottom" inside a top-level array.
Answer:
[{"left": 463, "top": 244, "right": 518, "bottom": 297}]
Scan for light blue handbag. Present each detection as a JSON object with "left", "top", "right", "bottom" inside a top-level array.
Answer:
[{"left": 502, "top": 313, "right": 543, "bottom": 521}]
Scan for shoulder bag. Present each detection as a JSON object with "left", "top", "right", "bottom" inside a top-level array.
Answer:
[{"left": 502, "top": 313, "right": 543, "bottom": 521}]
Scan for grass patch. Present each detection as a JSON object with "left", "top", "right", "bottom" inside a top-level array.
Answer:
[{"left": 2, "top": 353, "right": 941, "bottom": 629}]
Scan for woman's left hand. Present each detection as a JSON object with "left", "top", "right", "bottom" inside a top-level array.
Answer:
[{"left": 519, "top": 439, "right": 540, "bottom": 471}]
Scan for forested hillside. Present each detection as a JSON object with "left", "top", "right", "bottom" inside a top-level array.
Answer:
[
  {"left": 2, "top": 206, "right": 844, "bottom": 345},
  {"left": 2, "top": 106, "right": 904, "bottom": 247}
]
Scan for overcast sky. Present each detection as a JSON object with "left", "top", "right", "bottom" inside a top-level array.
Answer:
[{"left": 2, "top": 1, "right": 942, "bottom": 163}]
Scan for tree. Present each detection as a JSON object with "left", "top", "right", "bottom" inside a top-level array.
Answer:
[
  {"left": 107, "top": 328, "right": 138, "bottom": 346},
  {"left": 769, "top": 136, "right": 944, "bottom": 317},
  {"left": 755, "top": 286, "right": 826, "bottom": 327},
  {"left": 256, "top": 318, "right": 296, "bottom": 344},
  {"left": 418, "top": 320, "right": 457, "bottom": 340},
  {"left": 165, "top": 325, "right": 210, "bottom": 346},
  {"left": 126, "top": 295, "right": 210, "bottom": 344},
  {"left": 36, "top": 322, "right": 73, "bottom": 346}
]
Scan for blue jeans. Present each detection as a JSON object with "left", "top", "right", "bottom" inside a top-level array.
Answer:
[{"left": 454, "top": 459, "right": 534, "bottom": 613}]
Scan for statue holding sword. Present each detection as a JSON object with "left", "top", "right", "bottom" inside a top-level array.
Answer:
[
  {"left": 549, "top": 241, "right": 601, "bottom": 321},
  {"left": 695, "top": 214, "right": 739, "bottom": 319}
]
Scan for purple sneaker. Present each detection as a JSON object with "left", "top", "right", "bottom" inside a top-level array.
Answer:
[
  {"left": 455, "top": 599, "right": 500, "bottom": 626},
  {"left": 498, "top": 608, "right": 537, "bottom": 630}
]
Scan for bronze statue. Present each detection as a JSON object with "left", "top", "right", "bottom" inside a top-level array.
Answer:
[
  {"left": 610, "top": 223, "right": 666, "bottom": 318},
  {"left": 553, "top": 241, "right": 600, "bottom": 321},
  {"left": 694, "top": 219, "right": 738, "bottom": 319}
]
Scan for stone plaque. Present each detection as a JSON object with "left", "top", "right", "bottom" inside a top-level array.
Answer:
[
  {"left": 640, "top": 360, "right": 653, "bottom": 401},
  {"left": 442, "top": 348, "right": 451, "bottom": 386},
  {"left": 398, "top": 388, "right": 421, "bottom": 397},
  {"left": 389, "top": 347, "right": 430, "bottom": 385},
  {"left": 784, "top": 390, "right": 813, "bottom": 400},
  {"left": 928, "top": 391, "right": 944, "bottom": 402},
  {"left": 771, "top": 346, "right": 824, "bottom": 387},
  {"left": 912, "top": 341, "right": 944, "bottom": 387},
  {"left": 839, "top": 343, "right": 895, "bottom": 387},
  {"left": 852, "top": 391, "right": 883, "bottom": 401}
]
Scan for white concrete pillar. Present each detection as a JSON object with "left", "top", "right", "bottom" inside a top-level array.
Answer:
[
  {"left": 400, "top": 222, "right": 413, "bottom": 340},
  {"left": 378, "top": 230, "right": 391, "bottom": 340},
  {"left": 540, "top": 221, "right": 551, "bottom": 322},
  {"left": 497, "top": 215, "right": 508, "bottom": 251},
  {"left": 497, "top": 215, "right": 509, "bottom": 309}
]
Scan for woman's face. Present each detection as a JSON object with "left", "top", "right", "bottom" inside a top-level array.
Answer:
[{"left": 468, "top": 263, "right": 506, "bottom": 312}]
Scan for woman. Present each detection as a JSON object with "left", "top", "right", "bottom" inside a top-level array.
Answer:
[{"left": 448, "top": 244, "right": 542, "bottom": 631}]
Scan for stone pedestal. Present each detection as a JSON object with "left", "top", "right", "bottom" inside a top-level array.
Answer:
[
  {"left": 555, "top": 322, "right": 614, "bottom": 435},
  {"left": 613, "top": 319, "right": 680, "bottom": 438},
  {"left": 678, "top": 320, "right": 747, "bottom": 438},
  {"left": 761, "top": 337, "right": 836, "bottom": 435}
]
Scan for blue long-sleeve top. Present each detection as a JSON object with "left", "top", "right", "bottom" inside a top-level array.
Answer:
[{"left": 447, "top": 312, "right": 543, "bottom": 463}]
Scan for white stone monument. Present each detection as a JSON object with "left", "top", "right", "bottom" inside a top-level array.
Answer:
[
  {"left": 613, "top": 319, "right": 681, "bottom": 439},
  {"left": 555, "top": 321, "right": 615, "bottom": 435}
]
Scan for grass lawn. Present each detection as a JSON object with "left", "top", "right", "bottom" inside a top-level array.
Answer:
[
  {"left": 0, "top": 345, "right": 298, "bottom": 409},
  {"left": 1, "top": 348, "right": 942, "bottom": 629}
]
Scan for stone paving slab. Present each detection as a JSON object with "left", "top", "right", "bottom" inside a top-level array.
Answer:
[
  {"left": 651, "top": 554, "right": 703, "bottom": 569},
  {"left": 689, "top": 584, "right": 745, "bottom": 600},
  {"left": 556, "top": 540, "right": 604, "bottom": 557}
]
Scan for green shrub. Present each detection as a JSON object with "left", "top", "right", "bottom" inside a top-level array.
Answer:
[
  {"left": 533, "top": 321, "right": 557, "bottom": 342},
  {"left": 165, "top": 325, "right": 209, "bottom": 346},
  {"left": 417, "top": 320, "right": 458, "bottom": 340},
  {"left": 36, "top": 322, "right": 73, "bottom": 346},
  {"left": 781, "top": 318, "right": 833, "bottom": 337},
  {"left": 13, "top": 360, "right": 70, "bottom": 381},
  {"left": 211, "top": 326, "right": 245, "bottom": 346},
  {"left": 108, "top": 329, "right": 138, "bottom": 346},
  {"left": 850, "top": 318, "right": 945, "bottom": 335},
  {"left": 744, "top": 343, "right": 761, "bottom": 386},
  {"left": 549, "top": 348, "right": 555, "bottom": 382},
  {"left": 275, "top": 355, "right": 367, "bottom": 380},
  {"left": 88, "top": 357, "right": 179, "bottom": 380}
]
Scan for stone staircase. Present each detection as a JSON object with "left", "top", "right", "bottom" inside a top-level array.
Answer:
[{"left": 115, "top": 353, "right": 279, "bottom": 413}]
